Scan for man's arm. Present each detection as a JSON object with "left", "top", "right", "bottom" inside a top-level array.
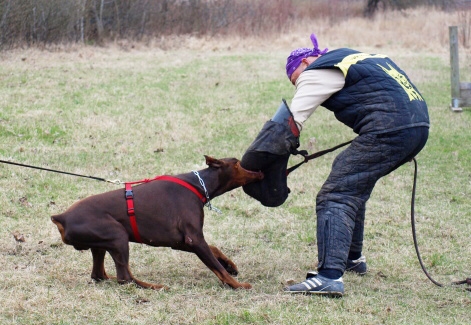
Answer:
[{"left": 290, "top": 68, "right": 345, "bottom": 131}]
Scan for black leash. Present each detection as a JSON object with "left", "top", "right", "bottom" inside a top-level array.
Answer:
[
  {"left": 410, "top": 158, "right": 470, "bottom": 291},
  {"left": 0, "top": 159, "right": 121, "bottom": 184},
  {"left": 2, "top": 140, "right": 353, "bottom": 183},
  {"left": 287, "top": 140, "right": 353, "bottom": 175}
]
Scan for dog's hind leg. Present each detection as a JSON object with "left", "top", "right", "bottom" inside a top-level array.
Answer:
[
  {"left": 209, "top": 245, "right": 239, "bottom": 276},
  {"left": 106, "top": 236, "right": 169, "bottom": 291},
  {"left": 91, "top": 248, "right": 110, "bottom": 281}
]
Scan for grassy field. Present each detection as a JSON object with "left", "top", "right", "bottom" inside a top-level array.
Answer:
[{"left": 1, "top": 8, "right": 470, "bottom": 325}]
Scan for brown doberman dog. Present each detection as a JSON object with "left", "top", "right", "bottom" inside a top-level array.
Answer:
[{"left": 51, "top": 156, "right": 263, "bottom": 290}]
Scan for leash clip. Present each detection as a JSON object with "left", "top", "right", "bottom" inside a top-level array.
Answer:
[{"left": 106, "top": 179, "right": 123, "bottom": 185}]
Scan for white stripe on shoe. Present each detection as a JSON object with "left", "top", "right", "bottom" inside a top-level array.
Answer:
[
  {"left": 312, "top": 278, "right": 322, "bottom": 286},
  {"left": 304, "top": 278, "right": 322, "bottom": 289},
  {"left": 304, "top": 280, "right": 314, "bottom": 289},
  {"left": 302, "top": 281, "right": 312, "bottom": 290}
]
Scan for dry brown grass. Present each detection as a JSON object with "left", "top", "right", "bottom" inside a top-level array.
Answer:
[{"left": 135, "top": 8, "right": 466, "bottom": 53}]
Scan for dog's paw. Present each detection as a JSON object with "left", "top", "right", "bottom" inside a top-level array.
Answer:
[{"left": 238, "top": 282, "right": 252, "bottom": 290}]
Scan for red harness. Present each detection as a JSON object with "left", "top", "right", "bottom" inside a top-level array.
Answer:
[{"left": 124, "top": 176, "right": 207, "bottom": 243}]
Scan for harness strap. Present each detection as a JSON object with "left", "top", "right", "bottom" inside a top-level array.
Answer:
[
  {"left": 125, "top": 182, "right": 142, "bottom": 243},
  {"left": 124, "top": 176, "right": 206, "bottom": 244},
  {"left": 156, "top": 176, "right": 207, "bottom": 203}
]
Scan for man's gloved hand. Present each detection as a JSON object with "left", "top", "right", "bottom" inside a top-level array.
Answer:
[{"left": 240, "top": 100, "right": 300, "bottom": 207}]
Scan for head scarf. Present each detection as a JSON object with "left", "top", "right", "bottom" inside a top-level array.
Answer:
[{"left": 286, "top": 33, "right": 328, "bottom": 80}]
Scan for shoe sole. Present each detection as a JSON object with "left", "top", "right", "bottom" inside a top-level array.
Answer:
[{"left": 285, "top": 290, "right": 343, "bottom": 298}]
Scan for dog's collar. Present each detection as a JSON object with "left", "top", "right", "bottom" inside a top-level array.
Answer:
[{"left": 192, "top": 171, "right": 221, "bottom": 214}]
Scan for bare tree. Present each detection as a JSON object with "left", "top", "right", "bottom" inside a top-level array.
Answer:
[
  {"left": 364, "top": 0, "right": 381, "bottom": 17},
  {"left": 0, "top": 0, "right": 12, "bottom": 46}
]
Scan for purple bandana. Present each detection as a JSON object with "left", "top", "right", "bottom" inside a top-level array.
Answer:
[{"left": 286, "top": 33, "right": 328, "bottom": 80}]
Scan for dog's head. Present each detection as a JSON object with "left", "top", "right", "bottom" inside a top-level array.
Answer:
[{"left": 204, "top": 155, "right": 264, "bottom": 196}]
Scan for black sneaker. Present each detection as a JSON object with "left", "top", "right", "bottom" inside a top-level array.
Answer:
[
  {"left": 284, "top": 272, "right": 344, "bottom": 297},
  {"left": 346, "top": 255, "right": 367, "bottom": 275}
]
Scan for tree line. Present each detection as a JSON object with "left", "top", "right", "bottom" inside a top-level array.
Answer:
[
  {"left": 0, "top": 0, "right": 465, "bottom": 50},
  {"left": 364, "top": 0, "right": 465, "bottom": 16}
]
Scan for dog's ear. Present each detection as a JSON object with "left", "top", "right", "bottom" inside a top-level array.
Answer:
[{"left": 205, "top": 155, "right": 223, "bottom": 168}]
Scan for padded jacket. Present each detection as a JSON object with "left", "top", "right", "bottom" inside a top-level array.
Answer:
[{"left": 306, "top": 48, "right": 430, "bottom": 135}]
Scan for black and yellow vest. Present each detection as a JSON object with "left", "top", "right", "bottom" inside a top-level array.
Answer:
[{"left": 306, "top": 48, "right": 430, "bottom": 135}]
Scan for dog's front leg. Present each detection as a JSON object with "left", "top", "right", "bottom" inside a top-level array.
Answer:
[{"left": 188, "top": 237, "right": 251, "bottom": 289}]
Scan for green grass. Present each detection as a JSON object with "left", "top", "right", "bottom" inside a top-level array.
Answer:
[{"left": 0, "top": 46, "right": 470, "bottom": 325}]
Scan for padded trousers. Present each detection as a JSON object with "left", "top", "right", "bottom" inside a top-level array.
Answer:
[{"left": 315, "top": 126, "right": 429, "bottom": 273}]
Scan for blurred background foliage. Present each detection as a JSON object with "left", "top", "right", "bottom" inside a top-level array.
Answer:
[{"left": 0, "top": 0, "right": 469, "bottom": 50}]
